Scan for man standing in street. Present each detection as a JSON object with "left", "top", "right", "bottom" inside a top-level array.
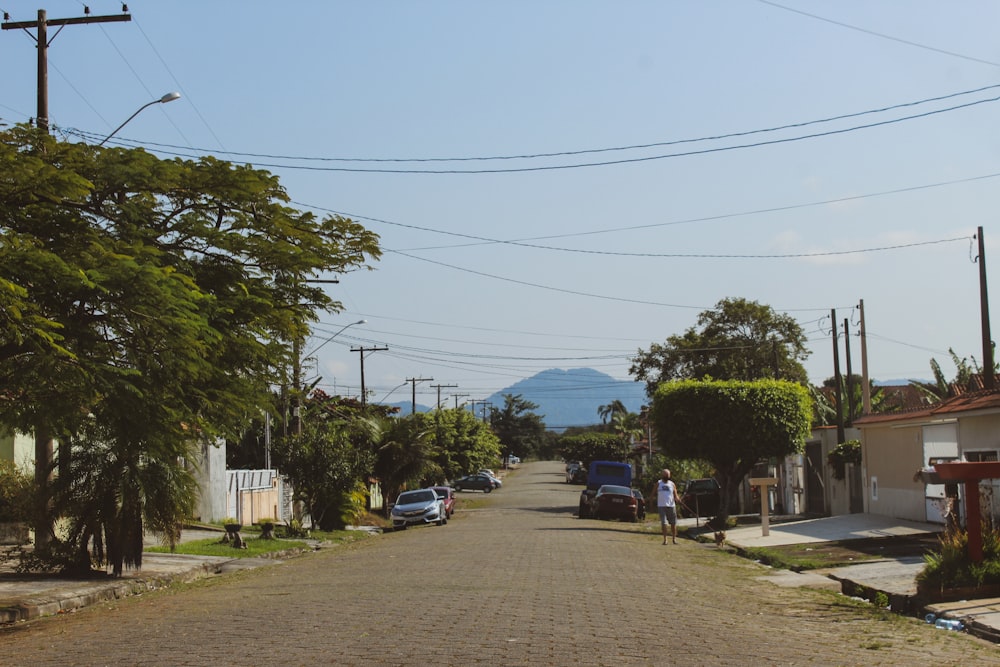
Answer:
[{"left": 654, "top": 469, "right": 681, "bottom": 545}]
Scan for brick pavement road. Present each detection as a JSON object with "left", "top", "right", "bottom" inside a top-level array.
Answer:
[{"left": 2, "top": 460, "right": 999, "bottom": 666}]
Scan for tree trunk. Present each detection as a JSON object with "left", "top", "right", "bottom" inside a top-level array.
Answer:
[{"left": 33, "top": 428, "right": 54, "bottom": 549}]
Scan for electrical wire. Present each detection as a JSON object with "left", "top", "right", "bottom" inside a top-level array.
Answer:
[
  {"left": 132, "top": 17, "right": 224, "bottom": 150},
  {"left": 297, "top": 170, "right": 997, "bottom": 255},
  {"left": 756, "top": 0, "right": 1000, "bottom": 68},
  {"left": 61, "top": 83, "right": 1000, "bottom": 166}
]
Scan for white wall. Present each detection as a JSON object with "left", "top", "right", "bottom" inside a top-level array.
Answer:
[{"left": 193, "top": 439, "right": 227, "bottom": 523}]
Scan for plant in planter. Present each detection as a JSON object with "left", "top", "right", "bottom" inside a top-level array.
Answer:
[
  {"left": 827, "top": 440, "right": 861, "bottom": 481},
  {"left": 257, "top": 517, "right": 277, "bottom": 540},
  {"left": 917, "top": 517, "right": 1000, "bottom": 600},
  {"left": 220, "top": 517, "right": 242, "bottom": 544}
]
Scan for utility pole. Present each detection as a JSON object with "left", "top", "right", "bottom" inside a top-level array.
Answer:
[
  {"left": 859, "top": 299, "right": 871, "bottom": 415},
  {"left": 3, "top": 8, "right": 132, "bottom": 132},
  {"left": 406, "top": 377, "right": 433, "bottom": 415},
  {"left": 843, "top": 318, "right": 854, "bottom": 425},
  {"left": 977, "top": 227, "right": 995, "bottom": 390},
  {"left": 4, "top": 8, "right": 132, "bottom": 549},
  {"left": 351, "top": 346, "right": 387, "bottom": 406},
  {"left": 452, "top": 393, "right": 469, "bottom": 409},
  {"left": 831, "top": 309, "right": 845, "bottom": 444},
  {"left": 430, "top": 384, "right": 457, "bottom": 411}
]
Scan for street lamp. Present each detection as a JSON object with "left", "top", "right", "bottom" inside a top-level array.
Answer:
[
  {"left": 99, "top": 91, "right": 180, "bottom": 146},
  {"left": 304, "top": 319, "right": 367, "bottom": 357},
  {"left": 293, "top": 319, "right": 367, "bottom": 435}
]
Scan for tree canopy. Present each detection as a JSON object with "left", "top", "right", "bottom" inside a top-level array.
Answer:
[
  {"left": 651, "top": 378, "right": 811, "bottom": 524},
  {"left": 558, "top": 431, "right": 633, "bottom": 468},
  {"left": 630, "top": 297, "right": 809, "bottom": 395},
  {"left": 490, "top": 394, "right": 546, "bottom": 460},
  {"left": 0, "top": 126, "right": 381, "bottom": 570}
]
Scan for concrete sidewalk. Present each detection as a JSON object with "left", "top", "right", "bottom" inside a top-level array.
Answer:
[
  {"left": 0, "top": 528, "right": 284, "bottom": 624},
  {"left": 718, "top": 513, "right": 1000, "bottom": 643}
]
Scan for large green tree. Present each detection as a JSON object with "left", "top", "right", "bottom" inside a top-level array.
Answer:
[
  {"left": 651, "top": 379, "right": 811, "bottom": 525},
  {"left": 490, "top": 394, "right": 546, "bottom": 461},
  {"left": 0, "top": 126, "right": 380, "bottom": 570},
  {"left": 630, "top": 297, "right": 809, "bottom": 395},
  {"left": 558, "top": 432, "right": 632, "bottom": 468},
  {"left": 271, "top": 394, "right": 378, "bottom": 531},
  {"left": 424, "top": 408, "right": 501, "bottom": 481}
]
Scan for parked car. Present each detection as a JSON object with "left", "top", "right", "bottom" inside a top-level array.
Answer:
[
  {"left": 587, "top": 484, "right": 639, "bottom": 522},
  {"left": 453, "top": 474, "right": 496, "bottom": 493},
  {"left": 565, "top": 461, "right": 585, "bottom": 484},
  {"left": 431, "top": 486, "right": 457, "bottom": 519},
  {"left": 508, "top": 455, "right": 521, "bottom": 465},
  {"left": 680, "top": 478, "right": 722, "bottom": 518},
  {"left": 631, "top": 488, "right": 647, "bottom": 520},
  {"left": 479, "top": 471, "right": 503, "bottom": 488},
  {"left": 391, "top": 489, "right": 447, "bottom": 529}
]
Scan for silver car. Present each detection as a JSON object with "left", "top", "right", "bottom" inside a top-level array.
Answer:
[{"left": 391, "top": 489, "right": 447, "bottom": 529}]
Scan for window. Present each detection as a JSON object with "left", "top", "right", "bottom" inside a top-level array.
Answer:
[{"left": 965, "top": 451, "right": 999, "bottom": 462}]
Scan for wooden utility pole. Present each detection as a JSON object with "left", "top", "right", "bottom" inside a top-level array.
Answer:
[
  {"left": 977, "top": 227, "right": 995, "bottom": 390},
  {"left": 351, "top": 346, "right": 387, "bottom": 406},
  {"left": 430, "top": 384, "right": 458, "bottom": 411},
  {"left": 3, "top": 8, "right": 132, "bottom": 132},
  {"left": 859, "top": 299, "right": 871, "bottom": 415},
  {"left": 406, "top": 377, "right": 433, "bottom": 414},
  {"left": 3, "top": 7, "right": 131, "bottom": 549},
  {"left": 831, "top": 309, "right": 845, "bottom": 444},
  {"left": 844, "top": 318, "right": 854, "bottom": 425}
]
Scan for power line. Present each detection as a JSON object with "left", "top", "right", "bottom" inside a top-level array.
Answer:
[
  {"left": 58, "top": 87, "right": 1000, "bottom": 173},
  {"left": 756, "top": 0, "right": 1000, "bottom": 68},
  {"left": 296, "top": 170, "right": 994, "bottom": 254}
]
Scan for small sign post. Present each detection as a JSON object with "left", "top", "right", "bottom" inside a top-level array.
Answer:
[{"left": 749, "top": 477, "right": 779, "bottom": 536}]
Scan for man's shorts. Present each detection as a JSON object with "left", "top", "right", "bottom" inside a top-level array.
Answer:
[{"left": 658, "top": 505, "right": 677, "bottom": 526}]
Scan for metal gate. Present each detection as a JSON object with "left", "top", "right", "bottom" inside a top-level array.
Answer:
[{"left": 805, "top": 442, "right": 825, "bottom": 515}]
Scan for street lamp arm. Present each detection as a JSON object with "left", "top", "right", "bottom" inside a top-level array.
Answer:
[
  {"left": 304, "top": 319, "right": 366, "bottom": 357},
  {"left": 99, "top": 91, "right": 180, "bottom": 146}
]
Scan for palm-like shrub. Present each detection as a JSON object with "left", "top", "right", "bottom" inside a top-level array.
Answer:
[
  {"left": 919, "top": 519, "right": 1000, "bottom": 590},
  {"left": 41, "top": 424, "right": 198, "bottom": 576}
]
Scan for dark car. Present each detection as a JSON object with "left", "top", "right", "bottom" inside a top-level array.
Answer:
[
  {"left": 431, "top": 486, "right": 457, "bottom": 519},
  {"left": 588, "top": 484, "right": 639, "bottom": 522},
  {"left": 680, "top": 478, "right": 722, "bottom": 518},
  {"left": 452, "top": 474, "right": 495, "bottom": 493},
  {"left": 631, "top": 488, "right": 646, "bottom": 520}
]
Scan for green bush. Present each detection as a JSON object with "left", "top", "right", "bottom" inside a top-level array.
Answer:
[
  {"left": 0, "top": 460, "right": 33, "bottom": 523},
  {"left": 918, "top": 521, "right": 1000, "bottom": 589},
  {"left": 827, "top": 440, "right": 861, "bottom": 481}
]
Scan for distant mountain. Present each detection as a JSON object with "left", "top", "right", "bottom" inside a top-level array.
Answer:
[
  {"left": 376, "top": 368, "right": 647, "bottom": 429},
  {"left": 485, "top": 368, "right": 646, "bottom": 431}
]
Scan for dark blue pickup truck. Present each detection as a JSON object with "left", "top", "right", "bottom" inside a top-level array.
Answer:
[{"left": 578, "top": 460, "right": 632, "bottom": 519}]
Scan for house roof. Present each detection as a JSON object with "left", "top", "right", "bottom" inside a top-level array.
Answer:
[{"left": 854, "top": 375, "right": 1000, "bottom": 427}]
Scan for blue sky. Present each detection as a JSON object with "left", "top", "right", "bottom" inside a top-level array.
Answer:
[{"left": 3, "top": 1, "right": 1000, "bottom": 410}]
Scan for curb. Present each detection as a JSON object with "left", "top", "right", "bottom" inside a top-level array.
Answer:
[{"left": 0, "top": 559, "right": 227, "bottom": 625}]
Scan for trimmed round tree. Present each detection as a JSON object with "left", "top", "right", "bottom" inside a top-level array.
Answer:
[{"left": 651, "top": 378, "right": 811, "bottom": 525}]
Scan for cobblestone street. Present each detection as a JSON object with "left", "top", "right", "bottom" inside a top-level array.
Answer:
[{"left": 2, "top": 460, "right": 999, "bottom": 666}]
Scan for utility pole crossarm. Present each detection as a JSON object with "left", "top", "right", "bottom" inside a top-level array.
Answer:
[
  {"left": 351, "top": 345, "right": 388, "bottom": 406},
  {"left": 406, "top": 377, "right": 433, "bottom": 415},
  {"left": 2, "top": 14, "right": 131, "bottom": 30},
  {"left": 430, "top": 383, "right": 458, "bottom": 410},
  {"left": 3, "top": 9, "right": 132, "bottom": 133}
]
